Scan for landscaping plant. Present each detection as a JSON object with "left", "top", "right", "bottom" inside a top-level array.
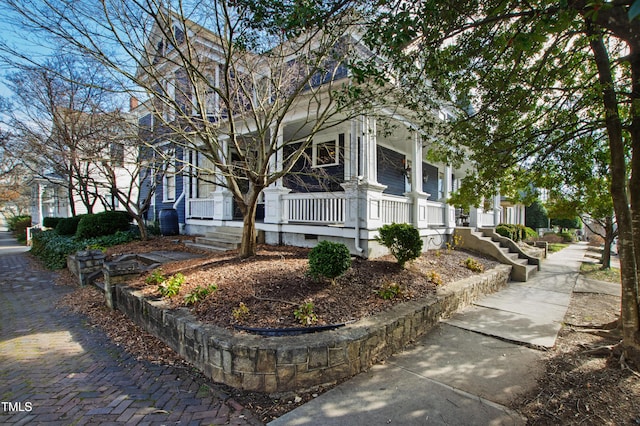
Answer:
[
  {"left": 376, "top": 223, "right": 423, "bottom": 268},
  {"left": 184, "top": 284, "right": 217, "bottom": 305},
  {"left": 375, "top": 282, "right": 402, "bottom": 300},
  {"left": 158, "top": 273, "right": 185, "bottom": 298},
  {"left": 308, "top": 240, "right": 351, "bottom": 284},
  {"left": 294, "top": 301, "right": 318, "bottom": 325}
]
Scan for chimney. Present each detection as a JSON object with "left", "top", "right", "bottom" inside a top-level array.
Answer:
[{"left": 129, "top": 96, "right": 139, "bottom": 111}]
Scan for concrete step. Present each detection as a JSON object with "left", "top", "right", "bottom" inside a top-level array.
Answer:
[
  {"left": 201, "top": 233, "right": 243, "bottom": 244},
  {"left": 195, "top": 236, "right": 239, "bottom": 250},
  {"left": 184, "top": 241, "right": 230, "bottom": 252}
]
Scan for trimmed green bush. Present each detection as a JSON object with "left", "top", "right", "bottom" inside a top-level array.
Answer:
[
  {"left": 43, "top": 217, "right": 64, "bottom": 229},
  {"left": 558, "top": 231, "right": 576, "bottom": 242},
  {"left": 495, "top": 223, "right": 537, "bottom": 242},
  {"left": 376, "top": 223, "right": 423, "bottom": 268},
  {"left": 55, "top": 215, "right": 85, "bottom": 236},
  {"left": 75, "top": 211, "right": 132, "bottom": 239},
  {"left": 308, "top": 240, "right": 352, "bottom": 283},
  {"left": 8, "top": 215, "right": 31, "bottom": 243}
]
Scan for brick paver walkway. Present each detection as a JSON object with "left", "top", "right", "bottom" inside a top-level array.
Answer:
[{"left": 0, "top": 233, "right": 263, "bottom": 425}]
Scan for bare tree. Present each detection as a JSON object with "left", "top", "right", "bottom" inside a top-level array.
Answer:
[
  {"left": 0, "top": 0, "right": 416, "bottom": 257},
  {"left": 0, "top": 54, "right": 126, "bottom": 217}
]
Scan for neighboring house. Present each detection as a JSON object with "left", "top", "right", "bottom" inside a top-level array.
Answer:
[
  {"left": 29, "top": 115, "right": 139, "bottom": 227},
  {"left": 137, "top": 14, "right": 516, "bottom": 258},
  {"left": 30, "top": 174, "right": 70, "bottom": 225}
]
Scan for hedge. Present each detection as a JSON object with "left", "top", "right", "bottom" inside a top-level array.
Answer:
[{"left": 75, "top": 211, "right": 132, "bottom": 239}]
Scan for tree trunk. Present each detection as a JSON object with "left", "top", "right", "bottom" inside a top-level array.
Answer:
[
  {"left": 133, "top": 216, "right": 149, "bottom": 241},
  {"left": 601, "top": 215, "right": 614, "bottom": 270},
  {"left": 588, "top": 28, "right": 640, "bottom": 359},
  {"left": 236, "top": 186, "right": 262, "bottom": 259}
]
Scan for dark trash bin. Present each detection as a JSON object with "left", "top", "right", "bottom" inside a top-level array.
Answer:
[{"left": 159, "top": 208, "right": 179, "bottom": 236}]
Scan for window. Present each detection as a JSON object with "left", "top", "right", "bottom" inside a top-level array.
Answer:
[
  {"left": 313, "top": 139, "right": 339, "bottom": 167},
  {"left": 163, "top": 158, "right": 176, "bottom": 202}
]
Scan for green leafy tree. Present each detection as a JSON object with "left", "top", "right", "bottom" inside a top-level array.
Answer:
[
  {"left": 364, "top": 2, "right": 640, "bottom": 361},
  {"left": 525, "top": 200, "right": 549, "bottom": 230}
]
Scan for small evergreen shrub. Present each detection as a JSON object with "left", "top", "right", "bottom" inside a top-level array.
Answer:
[
  {"left": 55, "top": 215, "right": 85, "bottom": 236},
  {"left": 495, "top": 224, "right": 536, "bottom": 242},
  {"left": 8, "top": 215, "right": 31, "bottom": 243},
  {"left": 376, "top": 223, "right": 423, "bottom": 268},
  {"left": 43, "top": 217, "right": 64, "bottom": 229},
  {"left": 308, "top": 240, "right": 352, "bottom": 283},
  {"left": 75, "top": 211, "right": 132, "bottom": 239}
]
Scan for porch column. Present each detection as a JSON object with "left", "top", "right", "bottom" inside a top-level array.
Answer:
[
  {"left": 405, "top": 131, "right": 429, "bottom": 229},
  {"left": 494, "top": 193, "right": 502, "bottom": 226},
  {"left": 264, "top": 124, "right": 291, "bottom": 224},
  {"left": 360, "top": 115, "right": 378, "bottom": 184},
  {"left": 443, "top": 165, "right": 455, "bottom": 228},
  {"left": 213, "top": 137, "right": 234, "bottom": 220}
]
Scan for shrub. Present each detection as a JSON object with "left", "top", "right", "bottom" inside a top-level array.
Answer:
[
  {"left": 308, "top": 240, "right": 352, "bottom": 283},
  {"left": 558, "top": 231, "right": 576, "bottom": 242},
  {"left": 376, "top": 223, "right": 423, "bottom": 268},
  {"left": 8, "top": 215, "right": 31, "bottom": 243},
  {"left": 55, "top": 215, "right": 85, "bottom": 236},
  {"left": 42, "top": 217, "right": 64, "bottom": 229},
  {"left": 75, "top": 211, "right": 132, "bottom": 239},
  {"left": 7, "top": 215, "right": 30, "bottom": 232},
  {"left": 495, "top": 224, "right": 536, "bottom": 242}
]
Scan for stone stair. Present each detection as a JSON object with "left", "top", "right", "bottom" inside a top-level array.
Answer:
[
  {"left": 185, "top": 226, "right": 243, "bottom": 252},
  {"left": 455, "top": 227, "right": 541, "bottom": 282}
]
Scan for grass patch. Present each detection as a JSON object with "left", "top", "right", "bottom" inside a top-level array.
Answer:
[
  {"left": 548, "top": 243, "right": 569, "bottom": 253},
  {"left": 580, "top": 262, "right": 621, "bottom": 283}
]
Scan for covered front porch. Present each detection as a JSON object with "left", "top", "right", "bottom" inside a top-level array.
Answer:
[{"left": 183, "top": 113, "right": 503, "bottom": 257}]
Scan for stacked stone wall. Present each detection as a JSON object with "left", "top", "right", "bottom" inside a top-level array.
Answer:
[{"left": 110, "top": 264, "right": 511, "bottom": 393}]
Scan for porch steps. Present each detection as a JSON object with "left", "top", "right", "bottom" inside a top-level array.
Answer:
[
  {"left": 455, "top": 227, "right": 542, "bottom": 282},
  {"left": 185, "top": 226, "right": 243, "bottom": 252}
]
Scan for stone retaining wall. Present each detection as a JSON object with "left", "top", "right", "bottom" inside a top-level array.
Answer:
[
  {"left": 111, "top": 264, "right": 512, "bottom": 394},
  {"left": 67, "top": 249, "right": 106, "bottom": 287}
]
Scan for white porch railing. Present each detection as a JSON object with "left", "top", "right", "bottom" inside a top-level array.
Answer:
[
  {"left": 381, "top": 195, "right": 413, "bottom": 224},
  {"left": 188, "top": 198, "right": 215, "bottom": 219},
  {"left": 479, "top": 211, "right": 496, "bottom": 227},
  {"left": 426, "top": 201, "right": 446, "bottom": 227},
  {"left": 285, "top": 192, "right": 346, "bottom": 223}
]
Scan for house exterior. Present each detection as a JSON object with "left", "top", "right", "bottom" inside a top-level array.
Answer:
[
  {"left": 29, "top": 113, "right": 140, "bottom": 227},
  {"left": 136, "top": 14, "right": 514, "bottom": 258}
]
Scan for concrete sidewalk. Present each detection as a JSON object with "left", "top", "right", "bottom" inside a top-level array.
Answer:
[{"left": 269, "top": 243, "right": 589, "bottom": 426}]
